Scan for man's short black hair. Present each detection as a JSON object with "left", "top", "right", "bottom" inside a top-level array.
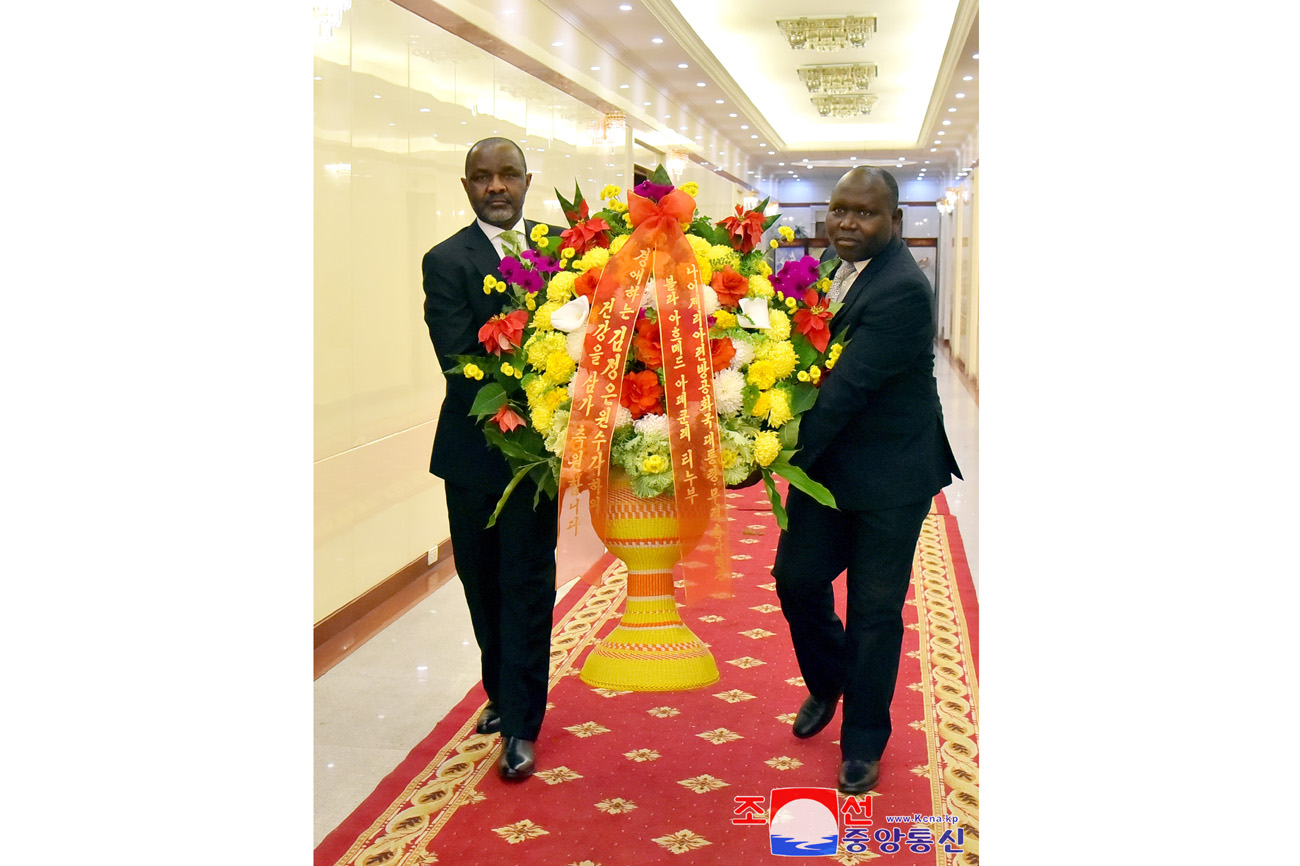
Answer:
[{"left": 464, "top": 137, "right": 527, "bottom": 177}]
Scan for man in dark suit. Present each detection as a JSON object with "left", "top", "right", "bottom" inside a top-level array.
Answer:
[
  {"left": 422, "top": 137, "right": 559, "bottom": 781},
  {"left": 773, "top": 166, "right": 962, "bottom": 795}
]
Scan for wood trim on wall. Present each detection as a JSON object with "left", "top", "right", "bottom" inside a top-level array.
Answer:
[{"left": 314, "top": 542, "right": 459, "bottom": 680}]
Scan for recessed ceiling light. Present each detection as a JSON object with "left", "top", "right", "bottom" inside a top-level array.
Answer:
[
  {"left": 419, "top": 107, "right": 430, "bottom": 112},
  {"left": 696, "top": 82, "right": 706, "bottom": 87},
  {"left": 963, "top": 75, "right": 973, "bottom": 81},
  {"left": 313, "top": 75, "right": 322, "bottom": 81},
  {"left": 678, "top": 63, "right": 688, "bottom": 69},
  {"left": 652, "top": 37, "right": 664, "bottom": 44},
  {"left": 972, "top": 53, "right": 979, "bottom": 59},
  {"left": 768, "top": 151, "right": 775, "bottom": 155},
  {"left": 850, "top": 156, "right": 857, "bottom": 161},
  {"left": 955, "top": 92, "right": 965, "bottom": 98},
  {"left": 373, "top": 94, "right": 381, "bottom": 98},
  {"left": 750, "top": 134, "right": 758, "bottom": 139},
  {"left": 552, "top": 41, "right": 563, "bottom": 47},
  {"left": 947, "top": 107, "right": 956, "bottom": 112},
  {"left": 924, "top": 160, "right": 930, "bottom": 164},
  {"left": 933, "top": 140, "right": 941, "bottom": 145},
  {"left": 664, "top": 114, "right": 671, "bottom": 119},
  {"left": 644, "top": 101, "right": 651, "bottom": 106},
  {"left": 620, "top": 84, "right": 629, "bottom": 88},
  {"left": 728, "top": 113, "right": 737, "bottom": 118},
  {"left": 620, "top": 3, "right": 632, "bottom": 9},
  {"left": 930, "top": 147, "right": 938, "bottom": 152},
  {"left": 937, "top": 131, "right": 945, "bottom": 136},
  {"left": 740, "top": 125, "right": 749, "bottom": 130},
  {"left": 942, "top": 120, "right": 951, "bottom": 126},
  {"left": 679, "top": 126, "right": 687, "bottom": 130},
  {"left": 715, "top": 99, "right": 724, "bottom": 104},
  {"left": 779, "top": 162, "right": 785, "bottom": 166},
  {"left": 591, "top": 66, "right": 601, "bottom": 71}
]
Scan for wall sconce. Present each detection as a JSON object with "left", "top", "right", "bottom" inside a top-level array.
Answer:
[
  {"left": 314, "top": 0, "right": 353, "bottom": 40},
  {"left": 665, "top": 147, "right": 689, "bottom": 180},
  {"left": 602, "top": 111, "right": 626, "bottom": 145}
]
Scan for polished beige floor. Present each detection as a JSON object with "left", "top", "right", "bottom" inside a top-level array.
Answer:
[{"left": 313, "top": 342, "right": 979, "bottom": 845}]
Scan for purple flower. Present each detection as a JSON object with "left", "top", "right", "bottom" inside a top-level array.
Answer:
[
  {"left": 521, "top": 248, "right": 560, "bottom": 275},
  {"left": 771, "top": 256, "right": 821, "bottom": 299},
  {"left": 499, "top": 257, "right": 544, "bottom": 293},
  {"left": 632, "top": 180, "right": 675, "bottom": 203}
]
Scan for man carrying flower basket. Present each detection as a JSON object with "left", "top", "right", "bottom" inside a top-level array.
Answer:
[{"left": 421, "top": 138, "right": 563, "bottom": 781}]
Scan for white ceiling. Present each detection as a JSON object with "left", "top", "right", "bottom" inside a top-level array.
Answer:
[
  {"left": 538, "top": 0, "right": 979, "bottom": 190},
  {"left": 386, "top": 0, "right": 978, "bottom": 191}
]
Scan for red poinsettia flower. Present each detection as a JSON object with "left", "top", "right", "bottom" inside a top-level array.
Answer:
[
  {"left": 564, "top": 197, "right": 590, "bottom": 224},
  {"left": 710, "top": 336, "right": 736, "bottom": 371},
  {"left": 717, "top": 205, "right": 765, "bottom": 254},
  {"left": 490, "top": 404, "right": 526, "bottom": 433},
  {"left": 477, "top": 309, "right": 530, "bottom": 355},
  {"left": 710, "top": 266, "right": 748, "bottom": 309},
  {"left": 574, "top": 265, "right": 604, "bottom": 301},
  {"left": 632, "top": 316, "right": 664, "bottom": 368},
  {"left": 621, "top": 369, "right": 664, "bottom": 419},
  {"left": 559, "top": 217, "right": 611, "bottom": 256},
  {"left": 791, "top": 288, "right": 834, "bottom": 353}
]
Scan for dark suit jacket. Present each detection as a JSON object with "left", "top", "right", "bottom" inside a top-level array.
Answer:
[
  {"left": 422, "top": 219, "right": 553, "bottom": 491},
  {"left": 793, "top": 235, "right": 961, "bottom": 510}
]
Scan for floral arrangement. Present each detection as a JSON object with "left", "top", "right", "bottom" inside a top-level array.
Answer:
[{"left": 453, "top": 165, "right": 847, "bottom": 527}]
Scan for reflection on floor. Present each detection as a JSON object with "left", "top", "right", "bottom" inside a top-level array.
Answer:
[{"left": 313, "top": 342, "right": 978, "bottom": 845}]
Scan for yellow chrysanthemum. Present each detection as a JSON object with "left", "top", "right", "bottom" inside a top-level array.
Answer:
[
  {"left": 756, "top": 339, "right": 798, "bottom": 380},
  {"left": 720, "top": 448, "right": 737, "bottom": 469},
  {"left": 641, "top": 454, "right": 669, "bottom": 474},
  {"left": 532, "top": 300, "right": 565, "bottom": 331},
  {"left": 525, "top": 295, "right": 537, "bottom": 310},
  {"left": 708, "top": 244, "right": 740, "bottom": 273},
  {"left": 482, "top": 275, "right": 499, "bottom": 293},
  {"left": 756, "top": 261, "right": 773, "bottom": 276},
  {"left": 561, "top": 246, "right": 577, "bottom": 259},
  {"left": 769, "top": 239, "right": 779, "bottom": 249},
  {"left": 501, "top": 362, "right": 515, "bottom": 377},
  {"left": 610, "top": 235, "right": 629, "bottom": 255},
  {"left": 713, "top": 310, "right": 738, "bottom": 330},
  {"left": 544, "top": 386, "right": 569, "bottom": 410},
  {"left": 525, "top": 331, "right": 568, "bottom": 370},
  {"left": 765, "top": 309, "right": 792, "bottom": 342},
  {"left": 765, "top": 389, "right": 793, "bottom": 427},
  {"left": 530, "top": 223, "right": 549, "bottom": 243},
  {"left": 679, "top": 181, "right": 699, "bottom": 197},
  {"left": 607, "top": 199, "right": 628, "bottom": 214},
  {"left": 576, "top": 247, "right": 610, "bottom": 272},
  {"left": 524, "top": 375, "right": 550, "bottom": 403},
  {"left": 600, "top": 184, "right": 622, "bottom": 200},
  {"left": 685, "top": 235, "right": 713, "bottom": 285},
  {"left": 748, "top": 361, "right": 778, "bottom": 391},
  {"left": 754, "top": 431, "right": 781, "bottom": 467},
  {"left": 543, "top": 350, "right": 576, "bottom": 385},
  {"left": 747, "top": 276, "right": 774, "bottom": 299},
  {"left": 778, "top": 225, "right": 795, "bottom": 242},
  {"left": 547, "top": 271, "right": 577, "bottom": 301},
  {"left": 530, "top": 403, "right": 555, "bottom": 435}
]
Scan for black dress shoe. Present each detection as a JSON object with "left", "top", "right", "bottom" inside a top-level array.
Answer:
[
  {"left": 792, "top": 692, "right": 841, "bottom": 739},
  {"left": 838, "top": 760, "right": 880, "bottom": 795},
  {"left": 498, "top": 737, "right": 536, "bottom": 780},
  {"left": 476, "top": 702, "right": 501, "bottom": 735}
]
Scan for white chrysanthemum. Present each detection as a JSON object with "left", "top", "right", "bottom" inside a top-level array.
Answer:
[
  {"left": 614, "top": 405, "right": 634, "bottom": 431},
  {"left": 566, "top": 325, "right": 587, "bottom": 362},
  {"left": 729, "top": 338, "right": 757, "bottom": 370},
  {"left": 713, "top": 368, "right": 746, "bottom": 416},
  {"left": 544, "top": 409, "right": 569, "bottom": 455},
  {"left": 701, "top": 285, "right": 718, "bottom": 317},
  {"left": 633, "top": 413, "right": 670, "bottom": 437}
]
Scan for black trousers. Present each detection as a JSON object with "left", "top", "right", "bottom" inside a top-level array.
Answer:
[
  {"left": 773, "top": 487, "right": 931, "bottom": 761},
  {"left": 444, "top": 479, "right": 557, "bottom": 741}
]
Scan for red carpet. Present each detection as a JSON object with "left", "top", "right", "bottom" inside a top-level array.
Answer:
[{"left": 316, "top": 487, "right": 978, "bottom": 865}]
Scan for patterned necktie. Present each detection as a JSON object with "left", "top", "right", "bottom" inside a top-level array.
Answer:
[
  {"left": 827, "top": 262, "right": 856, "bottom": 304},
  {"left": 498, "top": 229, "right": 523, "bottom": 258}
]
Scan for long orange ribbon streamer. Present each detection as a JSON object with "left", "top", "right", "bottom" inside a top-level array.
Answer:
[{"left": 556, "top": 190, "right": 732, "bottom": 603}]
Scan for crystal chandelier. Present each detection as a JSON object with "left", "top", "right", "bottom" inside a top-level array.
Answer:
[
  {"left": 810, "top": 94, "right": 879, "bottom": 118},
  {"left": 665, "top": 147, "right": 689, "bottom": 180},
  {"left": 776, "top": 16, "right": 876, "bottom": 51},
  {"left": 797, "top": 63, "right": 877, "bottom": 95},
  {"left": 602, "top": 111, "right": 626, "bottom": 144},
  {"left": 314, "top": 1, "right": 352, "bottom": 41}
]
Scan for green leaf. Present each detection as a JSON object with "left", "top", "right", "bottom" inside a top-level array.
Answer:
[
  {"left": 555, "top": 183, "right": 585, "bottom": 226},
  {"left": 469, "top": 382, "right": 508, "bottom": 418},
  {"left": 484, "top": 425, "right": 545, "bottom": 463},
  {"left": 649, "top": 164, "right": 674, "bottom": 186},
  {"left": 760, "top": 468, "right": 788, "bottom": 531},
  {"left": 778, "top": 416, "right": 802, "bottom": 450},
  {"left": 768, "top": 456, "right": 837, "bottom": 509},
  {"left": 486, "top": 461, "right": 541, "bottom": 527},
  {"left": 790, "top": 381, "right": 820, "bottom": 415},
  {"left": 818, "top": 258, "right": 840, "bottom": 280}
]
